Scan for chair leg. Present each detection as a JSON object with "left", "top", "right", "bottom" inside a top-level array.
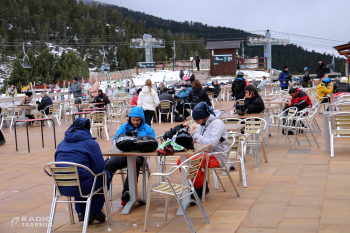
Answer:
[
  {"left": 213, "top": 170, "right": 219, "bottom": 190},
  {"left": 241, "top": 157, "right": 248, "bottom": 188},
  {"left": 82, "top": 196, "right": 92, "bottom": 233},
  {"left": 144, "top": 189, "right": 152, "bottom": 232},
  {"left": 331, "top": 134, "right": 334, "bottom": 158},
  {"left": 47, "top": 195, "right": 58, "bottom": 233},
  {"left": 105, "top": 124, "right": 109, "bottom": 141},
  {"left": 223, "top": 166, "right": 240, "bottom": 197},
  {"left": 260, "top": 141, "right": 268, "bottom": 163},
  {"left": 67, "top": 197, "right": 74, "bottom": 224},
  {"left": 214, "top": 169, "right": 226, "bottom": 192},
  {"left": 192, "top": 188, "right": 210, "bottom": 224},
  {"left": 108, "top": 182, "right": 112, "bottom": 201},
  {"left": 174, "top": 192, "right": 195, "bottom": 233},
  {"left": 164, "top": 195, "right": 169, "bottom": 221},
  {"left": 310, "top": 129, "right": 320, "bottom": 148},
  {"left": 103, "top": 184, "right": 112, "bottom": 225},
  {"left": 142, "top": 164, "right": 146, "bottom": 200}
]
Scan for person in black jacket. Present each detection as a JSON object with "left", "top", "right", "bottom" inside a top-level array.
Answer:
[
  {"left": 194, "top": 54, "right": 200, "bottom": 71},
  {"left": 33, "top": 92, "right": 53, "bottom": 127},
  {"left": 316, "top": 61, "right": 330, "bottom": 80},
  {"left": 334, "top": 77, "right": 350, "bottom": 93},
  {"left": 302, "top": 67, "right": 309, "bottom": 88},
  {"left": 94, "top": 90, "right": 110, "bottom": 108},
  {"left": 0, "top": 129, "right": 5, "bottom": 146},
  {"left": 213, "top": 80, "right": 221, "bottom": 98},
  {"left": 188, "top": 79, "right": 211, "bottom": 109},
  {"left": 243, "top": 85, "right": 265, "bottom": 113},
  {"left": 190, "top": 74, "right": 195, "bottom": 84},
  {"left": 231, "top": 71, "right": 246, "bottom": 101}
]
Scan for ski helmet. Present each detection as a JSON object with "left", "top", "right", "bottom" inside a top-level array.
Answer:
[
  {"left": 322, "top": 77, "right": 331, "bottom": 84},
  {"left": 304, "top": 67, "right": 308, "bottom": 70},
  {"left": 237, "top": 71, "right": 244, "bottom": 77}
]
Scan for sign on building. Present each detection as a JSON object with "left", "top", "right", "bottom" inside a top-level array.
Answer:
[
  {"left": 213, "top": 54, "right": 232, "bottom": 65},
  {"left": 138, "top": 62, "right": 155, "bottom": 68}
]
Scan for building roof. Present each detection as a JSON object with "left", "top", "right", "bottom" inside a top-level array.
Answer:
[
  {"left": 334, "top": 43, "right": 350, "bottom": 59},
  {"left": 206, "top": 41, "right": 241, "bottom": 50}
]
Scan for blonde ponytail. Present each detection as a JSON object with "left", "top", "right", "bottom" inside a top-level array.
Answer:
[{"left": 145, "top": 79, "right": 153, "bottom": 96}]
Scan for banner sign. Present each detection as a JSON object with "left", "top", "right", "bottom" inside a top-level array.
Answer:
[
  {"left": 213, "top": 54, "right": 232, "bottom": 65},
  {"left": 138, "top": 62, "right": 155, "bottom": 68}
]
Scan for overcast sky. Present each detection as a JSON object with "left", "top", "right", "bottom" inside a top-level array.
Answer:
[{"left": 102, "top": 0, "right": 349, "bottom": 57}]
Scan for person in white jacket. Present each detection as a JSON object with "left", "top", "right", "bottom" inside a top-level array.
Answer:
[
  {"left": 137, "top": 79, "right": 160, "bottom": 125},
  {"left": 177, "top": 102, "right": 229, "bottom": 197}
]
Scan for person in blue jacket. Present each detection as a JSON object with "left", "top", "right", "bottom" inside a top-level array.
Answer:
[
  {"left": 177, "top": 85, "right": 192, "bottom": 103},
  {"left": 105, "top": 107, "right": 155, "bottom": 206},
  {"left": 278, "top": 65, "right": 290, "bottom": 90},
  {"left": 55, "top": 118, "right": 111, "bottom": 224}
]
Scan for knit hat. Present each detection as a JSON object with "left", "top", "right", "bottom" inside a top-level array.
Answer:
[
  {"left": 192, "top": 102, "right": 216, "bottom": 120},
  {"left": 25, "top": 91, "right": 33, "bottom": 97},
  {"left": 283, "top": 65, "right": 288, "bottom": 69},
  {"left": 73, "top": 77, "right": 78, "bottom": 81}
]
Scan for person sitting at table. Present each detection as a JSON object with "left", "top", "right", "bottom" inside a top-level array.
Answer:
[
  {"left": 20, "top": 91, "right": 37, "bottom": 120},
  {"left": 212, "top": 80, "right": 221, "bottom": 98},
  {"left": 33, "top": 92, "right": 52, "bottom": 127},
  {"left": 285, "top": 87, "right": 312, "bottom": 111},
  {"left": 257, "top": 76, "right": 268, "bottom": 92},
  {"left": 243, "top": 85, "right": 265, "bottom": 113},
  {"left": 316, "top": 77, "right": 334, "bottom": 104},
  {"left": 93, "top": 89, "right": 110, "bottom": 109},
  {"left": 333, "top": 77, "right": 350, "bottom": 93},
  {"left": 105, "top": 107, "right": 155, "bottom": 206},
  {"left": 188, "top": 79, "right": 212, "bottom": 109},
  {"left": 158, "top": 87, "right": 176, "bottom": 122},
  {"left": 55, "top": 118, "right": 111, "bottom": 223},
  {"left": 177, "top": 84, "right": 192, "bottom": 103},
  {"left": 176, "top": 102, "right": 229, "bottom": 199}
]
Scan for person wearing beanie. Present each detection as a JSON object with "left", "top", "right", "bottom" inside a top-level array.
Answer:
[
  {"left": 278, "top": 65, "right": 290, "bottom": 90},
  {"left": 243, "top": 85, "right": 265, "bottom": 113},
  {"left": 93, "top": 89, "right": 110, "bottom": 109},
  {"left": 302, "top": 67, "right": 310, "bottom": 88},
  {"left": 176, "top": 102, "right": 229, "bottom": 199},
  {"left": 231, "top": 71, "right": 246, "bottom": 100},
  {"left": 334, "top": 77, "right": 350, "bottom": 93},
  {"left": 6, "top": 81, "right": 17, "bottom": 97},
  {"left": 20, "top": 91, "right": 37, "bottom": 119},
  {"left": 316, "top": 77, "right": 333, "bottom": 103},
  {"left": 70, "top": 77, "right": 83, "bottom": 98},
  {"left": 316, "top": 61, "right": 330, "bottom": 82}
]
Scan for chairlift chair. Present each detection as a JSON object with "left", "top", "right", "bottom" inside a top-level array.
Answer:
[{"left": 20, "top": 43, "right": 31, "bottom": 69}]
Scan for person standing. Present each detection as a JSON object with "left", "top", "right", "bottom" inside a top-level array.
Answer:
[
  {"left": 70, "top": 77, "right": 82, "bottom": 98},
  {"left": 6, "top": 82, "right": 17, "bottom": 97},
  {"left": 195, "top": 54, "right": 200, "bottom": 71},
  {"left": 89, "top": 78, "right": 100, "bottom": 97},
  {"left": 302, "top": 67, "right": 310, "bottom": 88},
  {"left": 137, "top": 79, "right": 160, "bottom": 125},
  {"left": 316, "top": 61, "right": 330, "bottom": 83},
  {"left": 278, "top": 66, "right": 290, "bottom": 90},
  {"left": 231, "top": 71, "right": 246, "bottom": 101}
]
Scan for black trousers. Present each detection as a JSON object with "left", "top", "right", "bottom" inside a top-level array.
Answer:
[
  {"left": 196, "top": 63, "right": 200, "bottom": 71},
  {"left": 143, "top": 110, "right": 154, "bottom": 126},
  {"left": 176, "top": 103, "right": 190, "bottom": 118},
  {"left": 321, "top": 97, "right": 330, "bottom": 104},
  {"left": 105, "top": 156, "right": 144, "bottom": 194},
  {"left": 0, "top": 129, "right": 5, "bottom": 142},
  {"left": 281, "top": 86, "right": 288, "bottom": 90}
]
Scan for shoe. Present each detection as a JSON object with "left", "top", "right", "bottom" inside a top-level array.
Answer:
[
  {"left": 0, "top": 140, "right": 6, "bottom": 146},
  {"left": 121, "top": 201, "right": 127, "bottom": 206},
  {"left": 230, "top": 165, "right": 236, "bottom": 171},
  {"left": 88, "top": 212, "right": 106, "bottom": 224},
  {"left": 288, "top": 131, "right": 294, "bottom": 135},
  {"left": 121, "top": 191, "right": 130, "bottom": 203},
  {"left": 33, "top": 122, "right": 40, "bottom": 127},
  {"left": 78, "top": 213, "right": 84, "bottom": 222}
]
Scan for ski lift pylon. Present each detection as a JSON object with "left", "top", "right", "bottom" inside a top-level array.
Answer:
[
  {"left": 101, "top": 46, "right": 110, "bottom": 71},
  {"left": 20, "top": 43, "right": 31, "bottom": 69}
]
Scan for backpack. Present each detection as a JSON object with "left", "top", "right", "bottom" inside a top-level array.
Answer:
[
  {"left": 235, "top": 80, "right": 243, "bottom": 92},
  {"left": 163, "top": 124, "right": 185, "bottom": 141},
  {"left": 191, "top": 95, "right": 200, "bottom": 109}
]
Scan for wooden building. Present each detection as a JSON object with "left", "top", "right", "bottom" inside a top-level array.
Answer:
[{"left": 206, "top": 41, "right": 240, "bottom": 76}]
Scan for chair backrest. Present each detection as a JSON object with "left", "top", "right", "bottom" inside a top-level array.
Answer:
[
  {"left": 69, "top": 99, "right": 75, "bottom": 104},
  {"left": 330, "top": 113, "right": 350, "bottom": 136},
  {"left": 81, "top": 104, "right": 90, "bottom": 109},
  {"left": 91, "top": 111, "right": 106, "bottom": 125},
  {"left": 2, "top": 108, "right": 10, "bottom": 116},
  {"left": 159, "top": 100, "right": 171, "bottom": 110},
  {"left": 182, "top": 153, "right": 204, "bottom": 191},
  {"left": 207, "top": 92, "right": 213, "bottom": 99},
  {"left": 48, "top": 105, "right": 58, "bottom": 114},
  {"left": 236, "top": 99, "right": 245, "bottom": 105},
  {"left": 243, "top": 117, "right": 266, "bottom": 134},
  {"left": 338, "top": 104, "right": 350, "bottom": 111},
  {"left": 119, "top": 92, "right": 125, "bottom": 98},
  {"left": 43, "top": 162, "right": 92, "bottom": 198}
]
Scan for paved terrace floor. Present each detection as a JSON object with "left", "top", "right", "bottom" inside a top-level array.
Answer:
[{"left": 1, "top": 97, "right": 350, "bottom": 233}]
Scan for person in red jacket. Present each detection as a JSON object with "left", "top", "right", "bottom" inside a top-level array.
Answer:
[
  {"left": 285, "top": 87, "right": 312, "bottom": 111},
  {"left": 131, "top": 88, "right": 142, "bottom": 106}
]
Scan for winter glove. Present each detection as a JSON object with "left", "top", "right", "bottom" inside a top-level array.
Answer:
[
  {"left": 71, "top": 89, "right": 75, "bottom": 93},
  {"left": 125, "top": 130, "right": 133, "bottom": 137}
]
